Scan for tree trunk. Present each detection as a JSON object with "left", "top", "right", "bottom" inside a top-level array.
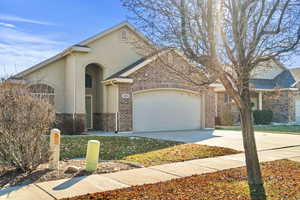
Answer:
[{"left": 240, "top": 89, "right": 267, "bottom": 200}]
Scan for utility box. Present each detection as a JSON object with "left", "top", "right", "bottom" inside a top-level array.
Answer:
[
  {"left": 49, "top": 129, "right": 61, "bottom": 170},
  {"left": 85, "top": 140, "right": 100, "bottom": 172}
]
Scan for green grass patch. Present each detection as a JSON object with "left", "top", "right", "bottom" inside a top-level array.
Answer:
[
  {"left": 60, "top": 136, "right": 239, "bottom": 167},
  {"left": 216, "top": 125, "right": 300, "bottom": 134},
  {"left": 60, "top": 136, "right": 182, "bottom": 160},
  {"left": 122, "top": 143, "right": 240, "bottom": 167}
]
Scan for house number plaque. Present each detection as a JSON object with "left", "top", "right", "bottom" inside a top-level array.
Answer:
[{"left": 121, "top": 93, "right": 130, "bottom": 99}]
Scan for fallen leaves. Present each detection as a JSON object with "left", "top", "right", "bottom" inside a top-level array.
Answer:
[
  {"left": 61, "top": 160, "right": 300, "bottom": 200},
  {"left": 122, "top": 143, "right": 240, "bottom": 167}
]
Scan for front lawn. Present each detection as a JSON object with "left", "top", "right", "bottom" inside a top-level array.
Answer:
[
  {"left": 61, "top": 136, "right": 240, "bottom": 166},
  {"left": 0, "top": 136, "right": 239, "bottom": 188},
  {"left": 216, "top": 125, "right": 300, "bottom": 134},
  {"left": 61, "top": 160, "right": 300, "bottom": 200},
  {"left": 122, "top": 143, "right": 240, "bottom": 167},
  {"left": 60, "top": 136, "right": 183, "bottom": 160}
]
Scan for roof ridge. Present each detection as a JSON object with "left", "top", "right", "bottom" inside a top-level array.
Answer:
[{"left": 14, "top": 22, "right": 152, "bottom": 78}]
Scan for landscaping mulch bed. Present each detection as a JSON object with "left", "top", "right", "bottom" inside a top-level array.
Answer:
[
  {"left": 61, "top": 160, "right": 300, "bottom": 200},
  {"left": 0, "top": 138, "right": 239, "bottom": 189},
  {"left": 0, "top": 160, "right": 138, "bottom": 189}
]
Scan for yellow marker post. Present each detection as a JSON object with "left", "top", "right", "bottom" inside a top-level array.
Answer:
[
  {"left": 49, "top": 129, "right": 61, "bottom": 170},
  {"left": 85, "top": 140, "right": 100, "bottom": 172}
]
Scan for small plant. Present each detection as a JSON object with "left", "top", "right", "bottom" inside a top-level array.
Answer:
[
  {"left": 253, "top": 110, "right": 273, "bottom": 125},
  {"left": 0, "top": 81, "right": 55, "bottom": 172}
]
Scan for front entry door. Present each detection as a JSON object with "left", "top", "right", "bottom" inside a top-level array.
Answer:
[{"left": 85, "top": 95, "right": 93, "bottom": 129}]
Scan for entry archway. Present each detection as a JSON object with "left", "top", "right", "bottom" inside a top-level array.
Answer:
[{"left": 85, "top": 63, "right": 103, "bottom": 129}]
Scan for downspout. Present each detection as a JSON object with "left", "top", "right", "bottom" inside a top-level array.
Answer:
[
  {"left": 71, "top": 53, "right": 76, "bottom": 134},
  {"left": 258, "top": 92, "right": 263, "bottom": 110},
  {"left": 111, "top": 80, "right": 119, "bottom": 134}
]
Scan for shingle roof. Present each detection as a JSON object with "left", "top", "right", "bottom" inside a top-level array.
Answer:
[
  {"left": 104, "top": 47, "right": 174, "bottom": 81},
  {"left": 250, "top": 79, "right": 276, "bottom": 89},
  {"left": 250, "top": 69, "right": 296, "bottom": 89},
  {"left": 274, "top": 70, "right": 296, "bottom": 88},
  {"left": 105, "top": 57, "right": 147, "bottom": 80}
]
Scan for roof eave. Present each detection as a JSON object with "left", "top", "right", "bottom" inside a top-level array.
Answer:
[
  {"left": 14, "top": 22, "right": 152, "bottom": 78},
  {"left": 102, "top": 78, "right": 134, "bottom": 85}
]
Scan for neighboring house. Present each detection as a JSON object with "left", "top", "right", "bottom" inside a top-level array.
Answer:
[
  {"left": 215, "top": 60, "right": 300, "bottom": 125},
  {"left": 13, "top": 22, "right": 215, "bottom": 134}
]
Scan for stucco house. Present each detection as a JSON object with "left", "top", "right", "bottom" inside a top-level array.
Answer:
[
  {"left": 215, "top": 60, "right": 300, "bottom": 125},
  {"left": 14, "top": 22, "right": 215, "bottom": 134},
  {"left": 13, "top": 21, "right": 300, "bottom": 133}
]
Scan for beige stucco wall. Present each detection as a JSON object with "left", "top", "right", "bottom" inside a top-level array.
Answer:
[
  {"left": 23, "top": 25, "right": 147, "bottom": 115},
  {"left": 106, "top": 85, "right": 119, "bottom": 113},
  {"left": 76, "top": 27, "right": 144, "bottom": 79},
  {"left": 23, "top": 58, "right": 66, "bottom": 113},
  {"left": 64, "top": 26, "right": 146, "bottom": 114}
]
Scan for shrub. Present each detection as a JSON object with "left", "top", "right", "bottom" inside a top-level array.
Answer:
[
  {"left": 253, "top": 110, "right": 273, "bottom": 125},
  {"left": 0, "top": 82, "right": 55, "bottom": 172}
]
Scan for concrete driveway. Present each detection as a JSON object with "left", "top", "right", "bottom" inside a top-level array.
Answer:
[{"left": 89, "top": 129, "right": 300, "bottom": 151}]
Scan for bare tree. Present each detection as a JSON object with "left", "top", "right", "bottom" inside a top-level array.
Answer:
[{"left": 122, "top": 0, "right": 300, "bottom": 199}]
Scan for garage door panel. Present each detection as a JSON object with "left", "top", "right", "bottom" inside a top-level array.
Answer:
[{"left": 133, "top": 90, "right": 202, "bottom": 132}]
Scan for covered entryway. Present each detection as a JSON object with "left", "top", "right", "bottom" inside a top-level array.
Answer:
[
  {"left": 133, "top": 89, "right": 202, "bottom": 132},
  {"left": 295, "top": 96, "right": 300, "bottom": 123},
  {"left": 85, "top": 63, "right": 103, "bottom": 130}
]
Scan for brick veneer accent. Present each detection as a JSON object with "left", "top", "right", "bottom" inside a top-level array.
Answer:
[
  {"left": 93, "top": 113, "right": 116, "bottom": 131},
  {"left": 117, "top": 53, "right": 215, "bottom": 131},
  {"left": 118, "top": 83, "right": 133, "bottom": 132},
  {"left": 216, "top": 92, "right": 239, "bottom": 125},
  {"left": 217, "top": 90, "right": 297, "bottom": 125},
  {"left": 205, "top": 88, "right": 216, "bottom": 128},
  {"left": 263, "top": 91, "right": 295, "bottom": 122},
  {"left": 56, "top": 112, "right": 115, "bottom": 134},
  {"left": 55, "top": 113, "right": 85, "bottom": 134},
  {"left": 93, "top": 113, "right": 102, "bottom": 130},
  {"left": 101, "top": 113, "right": 116, "bottom": 132}
]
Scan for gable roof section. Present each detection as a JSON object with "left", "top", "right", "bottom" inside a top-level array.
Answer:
[
  {"left": 105, "top": 57, "right": 147, "bottom": 80},
  {"left": 14, "top": 22, "right": 152, "bottom": 78},
  {"left": 250, "top": 69, "right": 296, "bottom": 89},
  {"left": 104, "top": 48, "right": 197, "bottom": 81}
]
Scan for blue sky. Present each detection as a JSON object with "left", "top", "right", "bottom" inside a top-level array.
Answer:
[
  {"left": 0, "top": 0, "right": 299, "bottom": 76},
  {"left": 0, "top": 0, "right": 127, "bottom": 76}
]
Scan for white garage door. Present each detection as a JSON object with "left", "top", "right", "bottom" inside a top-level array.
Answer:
[
  {"left": 296, "top": 96, "right": 300, "bottom": 123},
  {"left": 133, "top": 89, "right": 202, "bottom": 132}
]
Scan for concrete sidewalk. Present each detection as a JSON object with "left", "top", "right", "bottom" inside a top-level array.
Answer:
[{"left": 1, "top": 146, "right": 299, "bottom": 200}]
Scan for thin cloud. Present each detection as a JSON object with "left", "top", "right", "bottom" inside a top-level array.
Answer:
[
  {"left": 0, "top": 42, "right": 63, "bottom": 76},
  {"left": 0, "top": 22, "right": 15, "bottom": 28},
  {"left": 0, "top": 14, "right": 55, "bottom": 26},
  {"left": 0, "top": 25, "right": 65, "bottom": 76},
  {"left": 0, "top": 27, "right": 64, "bottom": 45}
]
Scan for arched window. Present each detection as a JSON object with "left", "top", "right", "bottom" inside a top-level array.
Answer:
[
  {"left": 85, "top": 74, "right": 93, "bottom": 88},
  {"left": 28, "top": 84, "right": 55, "bottom": 105}
]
